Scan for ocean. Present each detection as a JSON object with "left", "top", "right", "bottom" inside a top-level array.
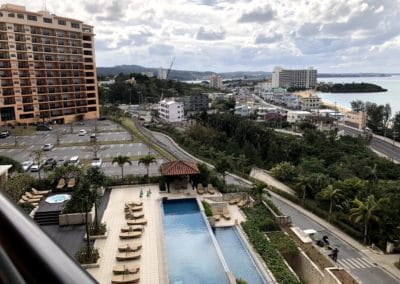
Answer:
[{"left": 317, "top": 76, "right": 400, "bottom": 114}]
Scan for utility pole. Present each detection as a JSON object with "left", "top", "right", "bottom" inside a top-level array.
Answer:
[{"left": 393, "top": 131, "right": 397, "bottom": 161}]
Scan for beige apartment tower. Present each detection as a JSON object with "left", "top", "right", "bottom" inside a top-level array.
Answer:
[{"left": 0, "top": 4, "right": 99, "bottom": 125}]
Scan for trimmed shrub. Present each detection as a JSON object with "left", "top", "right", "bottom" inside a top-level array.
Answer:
[
  {"left": 201, "top": 201, "right": 213, "bottom": 217},
  {"left": 75, "top": 247, "right": 100, "bottom": 264}
]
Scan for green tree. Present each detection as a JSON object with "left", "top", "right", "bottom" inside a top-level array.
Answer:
[
  {"left": 349, "top": 195, "right": 387, "bottom": 244},
  {"left": 214, "top": 156, "right": 232, "bottom": 186},
  {"left": 3, "top": 173, "right": 34, "bottom": 202},
  {"left": 270, "top": 162, "right": 297, "bottom": 182},
  {"left": 318, "top": 185, "right": 342, "bottom": 220},
  {"left": 112, "top": 155, "right": 131, "bottom": 179},
  {"left": 382, "top": 103, "right": 392, "bottom": 137},
  {"left": 295, "top": 175, "right": 310, "bottom": 203},
  {"left": 350, "top": 100, "right": 366, "bottom": 112},
  {"left": 30, "top": 149, "right": 45, "bottom": 180},
  {"left": 138, "top": 154, "right": 157, "bottom": 183},
  {"left": 85, "top": 167, "right": 106, "bottom": 234},
  {"left": 251, "top": 182, "right": 266, "bottom": 203}
]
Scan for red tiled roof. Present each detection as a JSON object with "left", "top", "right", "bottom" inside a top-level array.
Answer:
[{"left": 160, "top": 160, "right": 200, "bottom": 176}]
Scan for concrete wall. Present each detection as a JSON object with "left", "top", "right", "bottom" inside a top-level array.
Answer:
[
  {"left": 262, "top": 200, "right": 292, "bottom": 226},
  {"left": 59, "top": 206, "right": 94, "bottom": 226}
]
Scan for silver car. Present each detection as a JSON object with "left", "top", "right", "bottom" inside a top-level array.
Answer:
[{"left": 22, "top": 161, "right": 34, "bottom": 171}]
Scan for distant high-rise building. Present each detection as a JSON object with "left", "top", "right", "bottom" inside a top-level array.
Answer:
[
  {"left": 0, "top": 4, "right": 99, "bottom": 125},
  {"left": 157, "top": 68, "right": 167, "bottom": 80},
  {"left": 209, "top": 74, "right": 222, "bottom": 89},
  {"left": 272, "top": 67, "right": 317, "bottom": 89}
]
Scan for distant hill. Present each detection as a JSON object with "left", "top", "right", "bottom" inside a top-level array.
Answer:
[{"left": 96, "top": 64, "right": 270, "bottom": 81}]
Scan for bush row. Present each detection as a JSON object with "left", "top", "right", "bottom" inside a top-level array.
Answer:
[{"left": 201, "top": 201, "right": 213, "bottom": 217}]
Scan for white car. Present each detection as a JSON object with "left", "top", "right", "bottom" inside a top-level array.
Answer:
[
  {"left": 22, "top": 161, "right": 34, "bottom": 171},
  {"left": 78, "top": 129, "right": 87, "bottom": 136},
  {"left": 91, "top": 158, "right": 102, "bottom": 167},
  {"left": 42, "top": 143, "right": 54, "bottom": 151},
  {"left": 30, "top": 163, "right": 41, "bottom": 172}
]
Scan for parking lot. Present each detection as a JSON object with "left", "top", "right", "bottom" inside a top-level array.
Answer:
[{"left": 0, "top": 119, "right": 165, "bottom": 177}]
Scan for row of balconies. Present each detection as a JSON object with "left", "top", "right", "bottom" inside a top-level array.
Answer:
[{"left": 30, "top": 29, "right": 81, "bottom": 39}]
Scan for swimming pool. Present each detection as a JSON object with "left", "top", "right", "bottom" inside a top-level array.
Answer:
[
  {"left": 45, "top": 194, "right": 71, "bottom": 204},
  {"left": 162, "top": 198, "right": 229, "bottom": 283},
  {"left": 215, "top": 227, "right": 269, "bottom": 284}
]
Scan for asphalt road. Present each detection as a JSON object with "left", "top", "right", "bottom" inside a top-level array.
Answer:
[
  {"left": 271, "top": 195, "right": 399, "bottom": 284},
  {"left": 339, "top": 125, "right": 400, "bottom": 162}
]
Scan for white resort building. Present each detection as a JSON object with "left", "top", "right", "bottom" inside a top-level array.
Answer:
[{"left": 158, "top": 99, "right": 184, "bottom": 123}]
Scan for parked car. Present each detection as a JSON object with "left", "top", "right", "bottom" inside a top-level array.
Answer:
[
  {"left": 90, "top": 133, "right": 97, "bottom": 142},
  {"left": 78, "top": 129, "right": 87, "bottom": 136},
  {"left": 43, "top": 158, "right": 57, "bottom": 170},
  {"left": 36, "top": 124, "right": 52, "bottom": 131},
  {"left": 42, "top": 143, "right": 54, "bottom": 151},
  {"left": 98, "top": 116, "right": 106, "bottom": 121},
  {"left": 30, "top": 163, "right": 42, "bottom": 172},
  {"left": 0, "top": 130, "right": 10, "bottom": 138},
  {"left": 90, "top": 158, "right": 102, "bottom": 167},
  {"left": 22, "top": 161, "right": 34, "bottom": 171},
  {"left": 57, "top": 159, "right": 67, "bottom": 167},
  {"left": 69, "top": 156, "right": 80, "bottom": 166}
]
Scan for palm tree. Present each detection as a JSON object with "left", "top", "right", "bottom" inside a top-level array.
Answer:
[
  {"left": 295, "top": 175, "right": 310, "bottom": 204},
  {"left": 30, "top": 149, "right": 45, "bottom": 180},
  {"left": 112, "top": 155, "right": 131, "bottom": 179},
  {"left": 138, "top": 154, "right": 157, "bottom": 183},
  {"left": 319, "top": 185, "right": 342, "bottom": 220},
  {"left": 215, "top": 156, "right": 232, "bottom": 187},
  {"left": 349, "top": 195, "right": 387, "bottom": 244},
  {"left": 85, "top": 167, "right": 106, "bottom": 234}
]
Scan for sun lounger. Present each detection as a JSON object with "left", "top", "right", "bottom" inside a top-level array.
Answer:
[
  {"left": 56, "top": 178, "right": 66, "bottom": 190},
  {"left": 197, "top": 183, "right": 204, "bottom": 195},
  {"left": 228, "top": 197, "right": 240, "bottom": 205},
  {"left": 121, "top": 225, "right": 144, "bottom": 233},
  {"left": 237, "top": 199, "right": 247, "bottom": 208},
  {"left": 126, "top": 212, "right": 144, "bottom": 219},
  {"left": 119, "top": 231, "right": 142, "bottom": 239},
  {"left": 67, "top": 177, "right": 76, "bottom": 189},
  {"left": 126, "top": 206, "right": 143, "bottom": 212},
  {"left": 207, "top": 184, "right": 215, "bottom": 195},
  {"left": 213, "top": 214, "right": 221, "bottom": 221},
  {"left": 117, "top": 243, "right": 142, "bottom": 252},
  {"left": 222, "top": 208, "right": 231, "bottom": 220},
  {"left": 113, "top": 264, "right": 140, "bottom": 275},
  {"left": 18, "top": 198, "right": 38, "bottom": 207},
  {"left": 22, "top": 194, "right": 41, "bottom": 203},
  {"left": 116, "top": 251, "right": 141, "bottom": 261},
  {"left": 127, "top": 218, "right": 147, "bottom": 226},
  {"left": 32, "top": 187, "right": 51, "bottom": 195},
  {"left": 25, "top": 191, "right": 43, "bottom": 199},
  {"left": 127, "top": 201, "right": 142, "bottom": 207},
  {"left": 111, "top": 274, "right": 140, "bottom": 283}
]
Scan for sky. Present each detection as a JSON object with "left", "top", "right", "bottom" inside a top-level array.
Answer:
[{"left": 7, "top": 0, "right": 400, "bottom": 73}]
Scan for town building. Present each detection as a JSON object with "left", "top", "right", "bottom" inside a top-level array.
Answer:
[
  {"left": 157, "top": 68, "right": 167, "bottom": 80},
  {"left": 300, "top": 95, "right": 321, "bottom": 111},
  {"left": 181, "top": 93, "right": 209, "bottom": 113},
  {"left": 0, "top": 4, "right": 99, "bottom": 125},
  {"left": 286, "top": 110, "right": 312, "bottom": 123},
  {"left": 345, "top": 111, "right": 367, "bottom": 130},
  {"left": 272, "top": 66, "right": 317, "bottom": 89},
  {"left": 234, "top": 104, "right": 252, "bottom": 117},
  {"left": 158, "top": 99, "right": 183, "bottom": 123},
  {"left": 141, "top": 71, "right": 154, "bottom": 77},
  {"left": 209, "top": 74, "right": 222, "bottom": 89}
]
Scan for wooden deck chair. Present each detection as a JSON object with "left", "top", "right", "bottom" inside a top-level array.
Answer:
[
  {"left": 228, "top": 197, "right": 240, "bottom": 205},
  {"left": 119, "top": 231, "right": 142, "bottom": 239},
  {"left": 117, "top": 243, "right": 142, "bottom": 252},
  {"left": 113, "top": 264, "right": 140, "bottom": 275},
  {"left": 56, "top": 178, "right": 66, "bottom": 190},
  {"left": 25, "top": 191, "right": 43, "bottom": 199},
  {"left": 115, "top": 251, "right": 141, "bottom": 261},
  {"left": 207, "top": 184, "right": 215, "bottom": 195},
  {"left": 127, "top": 201, "right": 142, "bottom": 207},
  {"left": 121, "top": 225, "right": 144, "bottom": 233},
  {"left": 32, "top": 187, "right": 51, "bottom": 195},
  {"left": 196, "top": 183, "right": 205, "bottom": 195},
  {"left": 127, "top": 218, "right": 147, "bottom": 226},
  {"left": 67, "top": 177, "right": 76, "bottom": 189},
  {"left": 222, "top": 208, "right": 231, "bottom": 220},
  {"left": 111, "top": 273, "right": 140, "bottom": 283},
  {"left": 18, "top": 198, "right": 38, "bottom": 207},
  {"left": 22, "top": 194, "right": 41, "bottom": 203}
]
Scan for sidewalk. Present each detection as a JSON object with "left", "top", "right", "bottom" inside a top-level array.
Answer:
[{"left": 270, "top": 191, "right": 400, "bottom": 282}]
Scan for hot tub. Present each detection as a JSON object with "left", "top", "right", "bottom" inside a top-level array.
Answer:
[{"left": 45, "top": 194, "right": 71, "bottom": 204}]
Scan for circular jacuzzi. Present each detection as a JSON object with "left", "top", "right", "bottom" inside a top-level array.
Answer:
[{"left": 45, "top": 194, "right": 71, "bottom": 204}]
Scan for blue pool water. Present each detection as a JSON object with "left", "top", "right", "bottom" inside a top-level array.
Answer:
[
  {"left": 45, "top": 194, "right": 71, "bottom": 204},
  {"left": 162, "top": 199, "right": 228, "bottom": 284},
  {"left": 215, "top": 227, "right": 268, "bottom": 284}
]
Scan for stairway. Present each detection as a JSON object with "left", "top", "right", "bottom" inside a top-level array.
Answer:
[{"left": 34, "top": 210, "right": 61, "bottom": 226}]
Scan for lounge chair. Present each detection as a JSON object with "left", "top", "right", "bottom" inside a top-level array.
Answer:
[
  {"left": 119, "top": 231, "right": 142, "bottom": 239},
  {"left": 56, "top": 178, "right": 66, "bottom": 190},
  {"left": 228, "top": 197, "right": 240, "bottom": 205},
  {"left": 121, "top": 225, "right": 144, "bottom": 233},
  {"left": 67, "top": 177, "right": 76, "bottom": 189},
  {"left": 32, "top": 187, "right": 51, "bottom": 195},
  {"left": 126, "top": 212, "right": 144, "bottom": 220},
  {"left": 127, "top": 218, "right": 147, "bottom": 226},
  {"left": 128, "top": 206, "right": 143, "bottom": 212},
  {"left": 25, "top": 191, "right": 43, "bottom": 199},
  {"left": 197, "top": 183, "right": 204, "bottom": 195},
  {"left": 113, "top": 264, "right": 140, "bottom": 275},
  {"left": 237, "top": 199, "right": 247, "bottom": 208},
  {"left": 222, "top": 208, "right": 231, "bottom": 220},
  {"left": 207, "top": 184, "right": 215, "bottom": 195},
  {"left": 22, "top": 194, "right": 41, "bottom": 203},
  {"left": 18, "top": 198, "right": 38, "bottom": 207},
  {"left": 115, "top": 251, "right": 141, "bottom": 261},
  {"left": 127, "top": 201, "right": 142, "bottom": 207},
  {"left": 213, "top": 214, "right": 221, "bottom": 221},
  {"left": 111, "top": 274, "right": 140, "bottom": 283},
  {"left": 117, "top": 243, "right": 142, "bottom": 252}
]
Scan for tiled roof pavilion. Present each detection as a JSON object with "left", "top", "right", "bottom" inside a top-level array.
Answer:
[{"left": 160, "top": 160, "right": 200, "bottom": 176}]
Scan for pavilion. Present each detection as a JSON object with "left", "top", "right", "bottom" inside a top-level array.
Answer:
[{"left": 159, "top": 161, "right": 200, "bottom": 193}]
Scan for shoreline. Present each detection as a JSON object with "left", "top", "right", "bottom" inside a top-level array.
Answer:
[{"left": 293, "top": 90, "right": 351, "bottom": 114}]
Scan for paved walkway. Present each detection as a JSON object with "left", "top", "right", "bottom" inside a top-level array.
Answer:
[
  {"left": 250, "top": 167, "right": 296, "bottom": 195},
  {"left": 88, "top": 185, "right": 167, "bottom": 284}
]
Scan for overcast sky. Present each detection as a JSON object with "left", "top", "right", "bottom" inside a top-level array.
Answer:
[{"left": 10, "top": 0, "right": 400, "bottom": 72}]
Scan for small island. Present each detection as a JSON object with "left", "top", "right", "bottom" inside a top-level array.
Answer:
[{"left": 316, "top": 82, "right": 387, "bottom": 93}]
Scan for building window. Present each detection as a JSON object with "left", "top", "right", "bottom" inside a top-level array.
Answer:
[
  {"left": 43, "top": 17, "right": 52, "bottom": 23},
  {"left": 8, "top": 13, "right": 15, "bottom": 18},
  {"left": 27, "top": 15, "right": 37, "bottom": 21},
  {"left": 17, "top": 14, "right": 24, "bottom": 19},
  {"left": 71, "top": 22, "right": 80, "bottom": 28},
  {"left": 58, "top": 19, "right": 66, "bottom": 25}
]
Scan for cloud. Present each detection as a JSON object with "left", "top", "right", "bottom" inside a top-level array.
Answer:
[
  {"left": 238, "top": 5, "right": 276, "bottom": 23},
  {"left": 149, "top": 44, "right": 174, "bottom": 55},
  {"left": 95, "top": 0, "right": 126, "bottom": 22},
  {"left": 196, "top": 26, "right": 225, "bottom": 41},
  {"left": 255, "top": 33, "right": 283, "bottom": 44}
]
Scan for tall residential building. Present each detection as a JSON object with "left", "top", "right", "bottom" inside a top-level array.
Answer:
[
  {"left": 181, "top": 93, "right": 209, "bottom": 113},
  {"left": 0, "top": 4, "right": 99, "bottom": 125},
  {"left": 272, "top": 67, "right": 317, "bottom": 89},
  {"left": 157, "top": 68, "right": 167, "bottom": 80},
  {"left": 209, "top": 74, "right": 222, "bottom": 89}
]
